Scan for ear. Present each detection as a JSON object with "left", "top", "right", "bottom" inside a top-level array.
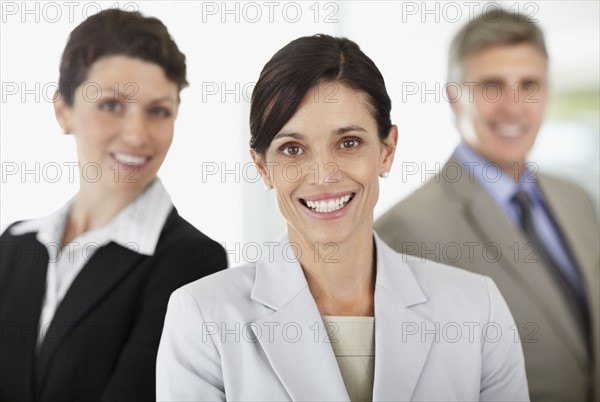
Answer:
[
  {"left": 380, "top": 124, "right": 398, "bottom": 175},
  {"left": 54, "top": 92, "right": 74, "bottom": 135},
  {"left": 250, "top": 148, "right": 272, "bottom": 189}
]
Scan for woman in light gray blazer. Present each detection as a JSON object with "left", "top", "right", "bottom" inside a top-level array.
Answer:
[{"left": 156, "top": 34, "right": 529, "bottom": 401}]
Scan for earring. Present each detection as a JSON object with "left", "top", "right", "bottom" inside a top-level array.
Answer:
[{"left": 380, "top": 171, "right": 389, "bottom": 178}]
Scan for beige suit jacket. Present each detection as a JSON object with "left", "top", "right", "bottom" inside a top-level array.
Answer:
[{"left": 375, "top": 158, "right": 600, "bottom": 401}]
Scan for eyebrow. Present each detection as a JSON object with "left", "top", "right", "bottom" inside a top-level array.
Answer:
[
  {"left": 148, "top": 97, "right": 177, "bottom": 105},
  {"left": 273, "top": 125, "right": 368, "bottom": 141},
  {"left": 480, "top": 76, "right": 542, "bottom": 84},
  {"left": 97, "top": 89, "right": 177, "bottom": 104}
]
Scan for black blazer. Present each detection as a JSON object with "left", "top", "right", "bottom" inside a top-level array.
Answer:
[{"left": 0, "top": 207, "right": 227, "bottom": 402}]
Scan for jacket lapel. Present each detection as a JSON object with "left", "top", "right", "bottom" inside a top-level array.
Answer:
[
  {"left": 444, "top": 159, "right": 587, "bottom": 363},
  {"left": 35, "top": 242, "right": 145, "bottom": 390},
  {"left": 372, "top": 234, "right": 433, "bottom": 401},
  {"left": 537, "top": 175, "right": 599, "bottom": 305},
  {"left": 250, "top": 236, "right": 349, "bottom": 401},
  {"left": 537, "top": 175, "right": 600, "bottom": 388},
  {"left": 250, "top": 235, "right": 434, "bottom": 401}
]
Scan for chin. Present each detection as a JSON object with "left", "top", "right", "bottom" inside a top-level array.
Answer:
[
  {"left": 109, "top": 176, "right": 152, "bottom": 193},
  {"left": 300, "top": 223, "right": 354, "bottom": 246}
]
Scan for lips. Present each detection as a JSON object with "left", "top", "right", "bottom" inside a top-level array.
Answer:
[
  {"left": 110, "top": 152, "right": 151, "bottom": 167},
  {"left": 492, "top": 123, "right": 527, "bottom": 139},
  {"left": 299, "top": 192, "right": 356, "bottom": 214}
]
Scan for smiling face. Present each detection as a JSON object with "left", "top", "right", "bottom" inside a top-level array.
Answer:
[
  {"left": 55, "top": 55, "right": 179, "bottom": 196},
  {"left": 252, "top": 82, "right": 397, "bottom": 245},
  {"left": 452, "top": 43, "right": 548, "bottom": 171}
]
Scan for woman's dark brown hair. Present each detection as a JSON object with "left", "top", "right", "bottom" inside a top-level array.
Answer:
[
  {"left": 58, "top": 8, "right": 188, "bottom": 105},
  {"left": 250, "top": 34, "right": 392, "bottom": 155}
]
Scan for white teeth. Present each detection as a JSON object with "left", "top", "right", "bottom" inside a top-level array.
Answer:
[
  {"left": 305, "top": 194, "right": 352, "bottom": 213},
  {"left": 113, "top": 152, "right": 148, "bottom": 165},
  {"left": 496, "top": 124, "right": 523, "bottom": 138}
]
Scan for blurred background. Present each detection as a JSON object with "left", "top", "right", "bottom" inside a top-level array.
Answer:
[{"left": 1, "top": 1, "right": 598, "bottom": 264}]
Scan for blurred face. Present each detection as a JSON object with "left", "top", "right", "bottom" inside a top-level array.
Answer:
[
  {"left": 252, "top": 83, "right": 397, "bottom": 245},
  {"left": 55, "top": 55, "right": 179, "bottom": 195},
  {"left": 452, "top": 43, "right": 548, "bottom": 170}
]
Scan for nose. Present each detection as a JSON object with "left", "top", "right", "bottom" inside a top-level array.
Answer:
[
  {"left": 498, "top": 83, "right": 526, "bottom": 117},
  {"left": 307, "top": 149, "right": 343, "bottom": 185},
  {"left": 121, "top": 110, "right": 149, "bottom": 147}
]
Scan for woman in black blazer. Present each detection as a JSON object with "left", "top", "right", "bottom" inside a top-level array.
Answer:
[{"left": 0, "top": 9, "right": 227, "bottom": 402}]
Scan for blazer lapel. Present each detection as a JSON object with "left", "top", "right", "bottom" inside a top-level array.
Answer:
[
  {"left": 537, "top": 175, "right": 599, "bottom": 304},
  {"left": 250, "top": 235, "right": 435, "bottom": 401},
  {"left": 372, "top": 234, "right": 433, "bottom": 401},
  {"left": 538, "top": 175, "right": 600, "bottom": 386},
  {"left": 250, "top": 236, "right": 349, "bottom": 401},
  {"left": 444, "top": 160, "right": 587, "bottom": 364},
  {"left": 35, "top": 242, "right": 145, "bottom": 390}
]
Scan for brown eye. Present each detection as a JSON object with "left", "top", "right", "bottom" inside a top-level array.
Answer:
[
  {"left": 149, "top": 107, "right": 171, "bottom": 118},
  {"left": 523, "top": 81, "right": 537, "bottom": 91},
  {"left": 99, "top": 100, "right": 122, "bottom": 113},
  {"left": 483, "top": 81, "right": 501, "bottom": 91},
  {"left": 340, "top": 138, "right": 361, "bottom": 149},
  {"left": 281, "top": 145, "right": 304, "bottom": 157}
]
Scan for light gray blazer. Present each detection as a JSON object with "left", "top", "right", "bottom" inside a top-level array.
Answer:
[{"left": 156, "top": 233, "right": 529, "bottom": 401}]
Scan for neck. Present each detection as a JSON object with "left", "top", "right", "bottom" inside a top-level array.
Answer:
[
  {"left": 62, "top": 180, "right": 146, "bottom": 245},
  {"left": 289, "top": 223, "right": 376, "bottom": 316},
  {"left": 498, "top": 159, "right": 527, "bottom": 182}
]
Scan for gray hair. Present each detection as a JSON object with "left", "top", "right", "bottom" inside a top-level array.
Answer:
[{"left": 448, "top": 10, "right": 548, "bottom": 83}]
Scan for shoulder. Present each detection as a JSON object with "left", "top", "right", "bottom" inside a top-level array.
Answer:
[
  {"left": 401, "top": 253, "right": 500, "bottom": 320},
  {"left": 538, "top": 173, "right": 598, "bottom": 223},
  {"left": 160, "top": 208, "right": 219, "bottom": 245},
  {"left": 405, "top": 254, "right": 489, "bottom": 294},
  {"left": 375, "top": 179, "right": 454, "bottom": 245},
  {"left": 539, "top": 172, "right": 583, "bottom": 190},
  {"left": 170, "top": 262, "right": 259, "bottom": 319},
  {"left": 0, "top": 220, "right": 42, "bottom": 250},
  {"left": 539, "top": 173, "right": 594, "bottom": 202},
  {"left": 376, "top": 177, "right": 451, "bottom": 224},
  {"left": 1, "top": 221, "right": 25, "bottom": 240},
  {"left": 377, "top": 236, "right": 497, "bottom": 311},
  {"left": 0, "top": 220, "right": 46, "bottom": 283},
  {"left": 155, "top": 208, "right": 226, "bottom": 263}
]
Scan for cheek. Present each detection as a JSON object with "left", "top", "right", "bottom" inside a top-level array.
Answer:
[
  {"left": 273, "top": 184, "right": 300, "bottom": 221},
  {"left": 272, "top": 168, "right": 298, "bottom": 194},
  {"left": 151, "top": 122, "right": 175, "bottom": 149},
  {"left": 345, "top": 156, "right": 379, "bottom": 187},
  {"left": 473, "top": 97, "right": 495, "bottom": 119},
  {"left": 159, "top": 131, "right": 175, "bottom": 151},
  {"left": 78, "top": 107, "right": 119, "bottom": 132},
  {"left": 529, "top": 102, "right": 546, "bottom": 121},
  {"left": 74, "top": 115, "right": 112, "bottom": 146}
]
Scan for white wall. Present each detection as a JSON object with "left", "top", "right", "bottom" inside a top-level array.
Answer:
[{"left": 1, "top": 1, "right": 598, "bottom": 264}]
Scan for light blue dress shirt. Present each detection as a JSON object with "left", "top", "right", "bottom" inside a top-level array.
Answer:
[{"left": 453, "top": 141, "right": 587, "bottom": 299}]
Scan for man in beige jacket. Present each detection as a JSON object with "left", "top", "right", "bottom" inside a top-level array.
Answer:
[{"left": 375, "top": 11, "right": 599, "bottom": 401}]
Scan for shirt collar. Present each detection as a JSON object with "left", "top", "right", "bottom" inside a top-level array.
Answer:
[
  {"left": 250, "top": 232, "right": 428, "bottom": 311},
  {"left": 109, "top": 178, "right": 173, "bottom": 255},
  {"left": 452, "top": 141, "right": 538, "bottom": 205},
  {"left": 10, "top": 197, "right": 74, "bottom": 249},
  {"left": 10, "top": 178, "right": 172, "bottom": 256}
]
